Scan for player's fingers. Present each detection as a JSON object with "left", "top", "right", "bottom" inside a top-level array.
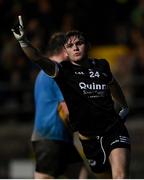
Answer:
[
  {"left": 19, "top": 25, "right": 24, "bottom": 34},
  {"left": 18, "top": 15, "right": 24, "bottom": 27},
  {"left": 12, "top": 30, "right": 18, "bottom": 37}
]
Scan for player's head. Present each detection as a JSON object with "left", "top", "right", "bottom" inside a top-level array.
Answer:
[
  {"left": 47, "top": 32, "right": 68, "bottom": 61},
  {"left": 64, "top": 30, "right": 90, "bottom": 62}
]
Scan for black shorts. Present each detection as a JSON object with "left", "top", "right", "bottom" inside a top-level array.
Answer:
[
  {"left": 80, "top": 121, "right": 131, "bottom": 173},
  {"left": 31, "top": 139, "right": 83, "bottom": 177}
]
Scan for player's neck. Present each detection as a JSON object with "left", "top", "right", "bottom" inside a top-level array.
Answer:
[
  {"left": 49, "top": 54, "right": 63, "bottom": 63},
  {"left": 71, "top": 57, "right": 89, "bottom": 67}
]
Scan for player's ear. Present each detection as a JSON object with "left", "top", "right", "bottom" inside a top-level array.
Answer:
[{"left": 63, "top": 48, "right": 68, "bottom": 59}]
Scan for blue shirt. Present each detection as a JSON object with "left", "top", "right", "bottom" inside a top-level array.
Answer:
[{"left": 31, "top": 70, "right": 72, "bottom": 143}]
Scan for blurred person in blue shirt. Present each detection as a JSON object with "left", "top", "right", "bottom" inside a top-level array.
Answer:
[{"left": 30, "top": 32, "right": 89, "bottom": 179}]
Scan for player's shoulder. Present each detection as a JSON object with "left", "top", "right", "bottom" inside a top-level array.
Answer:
[
  {"left": 37, "top": 70, "right": 51, "bottom": 78},
  {"left": 58, "top": 61, "right": 72, "bottom": 71},
  {"left": 89, "top": 58, "right": 110, "bottom": 67},
  {"left": 36, "top": 70, "right": 54, "bottom": 84},
  {"left": 60, "top": 60, "right": 71, "bottom": 66},
  {"left": 93, "top": 58, "right": 109, "bottom": 64}
]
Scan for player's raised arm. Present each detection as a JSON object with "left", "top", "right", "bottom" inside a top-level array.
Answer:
[{"left": 11, "top": 15, "right": 57, "bottom": 77}]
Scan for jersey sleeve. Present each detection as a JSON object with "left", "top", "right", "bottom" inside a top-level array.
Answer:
[
  {"left": 101, "top": 59, "right": 113, "bottom": 84},
  {"left": 54, "top": 61, "right": 69, "bottom": 79},
  {"left": 36, "top": 58, "right": 59, "bottom": 78}
]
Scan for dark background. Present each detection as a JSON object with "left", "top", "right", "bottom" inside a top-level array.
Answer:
[{"left": 0, "top": 0, "right": 144, "bottom": 178}]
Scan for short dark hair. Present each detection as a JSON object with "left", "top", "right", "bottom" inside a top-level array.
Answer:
[
  {"left": 65, "top": 30, "right": 89, "bottom": 46},
  {"left": 47, "top": 32, "right": 65, "bottom": 56}
]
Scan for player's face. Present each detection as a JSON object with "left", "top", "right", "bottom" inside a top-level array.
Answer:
[{"left": 64, "top": 36, "right": 87, "bottom": 62}]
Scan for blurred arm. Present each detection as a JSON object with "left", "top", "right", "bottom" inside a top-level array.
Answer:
[
  {"left": 109, "top": 78, "right": 129, "bottom": 121},
  {"left": 11, "top": 15, "right": 57, "bottom": 77},
  {"left": 109, "top": 78, "right": 128, "bottom": 108}
]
